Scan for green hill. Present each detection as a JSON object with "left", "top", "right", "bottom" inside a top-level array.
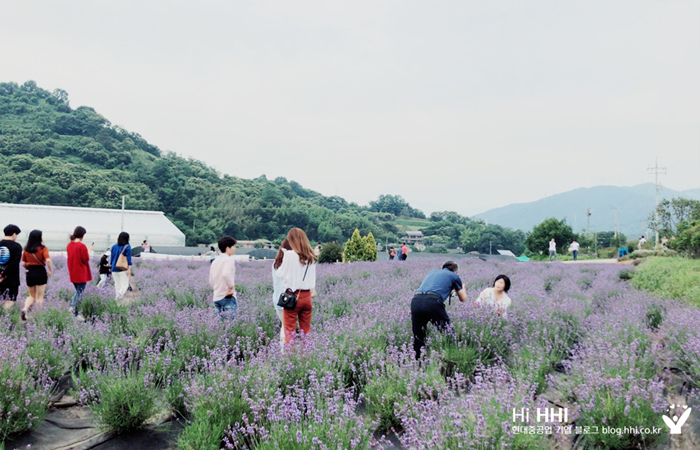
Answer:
[
  {"left": 0, "top": 81, "right": 417, "bottom": 245},
  {"left": 0, "top": 80, "right": 526, "bottom": 254}
]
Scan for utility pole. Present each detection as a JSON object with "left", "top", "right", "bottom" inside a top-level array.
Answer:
[
  {"left": 586, "top": 208, "right": 592, "bottom": 236},
  {"left": 489, "top": 240, "right": 492, "bottom": 255},
  {"left": 121, "top": 196, "right": 125, "bottom": 232},
  {"left": 611, "top": 206, "right": 619, "bottom": 245},
  {"left": 647, "top": 158, "right": 666, "bottom": 248}
]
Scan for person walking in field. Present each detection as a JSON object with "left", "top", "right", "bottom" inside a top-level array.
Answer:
[
  {"left": 548, "top": 238, "right": 557, "bottom": 261},
  {"left": 474, "top": 275, "right": 512, "bottom": 319},
  {"left": 388, "top": 247, "right": 396, "bottom": 260},
  {"left": 0, "top": 224, "right": 23, "bottom": 311},
  {"left": 209, "top": 236, "right": 238, "bottom": 320},
  {"left": 96, "top": 253, "right": 111, "bottom": 288},
  {"left": 67, "top": 226, "right": 92, "bottom": 318},
  {"left": 401, "top": 243, "right": 409, "bottom": 261},
  {"left": 277, "top": 228, "right": 317, "bottom": 345},
  {"left": 569, "top": 239, "right": 580, "bottom": 261},
  {"left": 110, "top": 232, "right": 133, "bottom": 299},
  {"left": 410, "top": 261, "right": 467, "bottom": 359},
  {"left": 272, "top": 239, "right": 293, "bottom": 349},
  {"left": 20, "top": 230, "right": 54, "bottom": 320}
]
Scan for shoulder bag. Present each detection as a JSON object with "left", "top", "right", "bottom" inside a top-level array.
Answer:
[
  {"left": 116, "top": 247, "right": 129, "bottom": 271},
  {"left": 277, "top": 263, "right": 309, "bottom": 310}
]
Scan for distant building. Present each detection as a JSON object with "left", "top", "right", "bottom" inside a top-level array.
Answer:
[
  {"left": 405, "top": 231, "right": 424, "bottom": 244},
  {"left": 236, "top": 239, "right": 274, "bottom": 249},
  {"left": 0, "top": 203, "right": 185, "bottom": 251}
]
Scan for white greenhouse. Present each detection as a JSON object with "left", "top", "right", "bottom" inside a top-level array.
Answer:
[{"left": 0, "top": 204, "right": 186, "bottom": 252}]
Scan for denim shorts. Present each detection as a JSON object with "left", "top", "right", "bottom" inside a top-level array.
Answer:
[{"left": 214, "top": 296, "right": 237, "bottom": 319}]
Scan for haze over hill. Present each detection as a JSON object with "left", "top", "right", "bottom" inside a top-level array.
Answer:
[{"left": 476, "top": 184, "right": 700, "bottom": 237}]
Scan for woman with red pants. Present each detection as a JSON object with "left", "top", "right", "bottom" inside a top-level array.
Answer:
[{"left": 277, "top": 228, "right": 317, "bottom": 346}]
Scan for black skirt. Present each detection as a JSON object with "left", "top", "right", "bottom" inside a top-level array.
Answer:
[{"left": 26, "top": 265, "right": 48, "bottom": 287}]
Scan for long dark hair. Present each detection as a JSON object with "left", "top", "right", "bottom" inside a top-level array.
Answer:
[
  {"left": 70, "top": 226, "right": 86, "bottom": 241},
  {"left": 117, "top": 232, "right": 130, "bottom": 247},
  {"left": 25, "top": 229, "right": 45, "bottom": 254}
]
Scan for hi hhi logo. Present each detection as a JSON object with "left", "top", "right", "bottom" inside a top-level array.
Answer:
[
  {"left": 662, "top": 405, "right": 691, "bottom": 435},
  {"left": 512, "top": 408, "right": 568, "bottom": 423}
]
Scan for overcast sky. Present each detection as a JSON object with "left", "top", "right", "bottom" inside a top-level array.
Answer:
[{"left": 2, "top": 1, "right": 699, "bottom": 216}]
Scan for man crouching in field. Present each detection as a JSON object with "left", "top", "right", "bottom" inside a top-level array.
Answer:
[{"left": 410, "top": 261, "right": 467, "bottom": 359}]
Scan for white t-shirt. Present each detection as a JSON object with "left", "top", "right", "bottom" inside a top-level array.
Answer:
[
  {"left": 277, "top": 249, "right": 316, "bottom": 291},
  {"left": 570, "top": 242, "right": 579, "bottom": 252},
  {"left": 549, "top": 241, "right": 556, "bottom": 251},
  {"left": 272, "top": 265, "right": 285, "bottom": 311},
  {"left": 475, "top": 287, "right": 511, "bottom": 319}
]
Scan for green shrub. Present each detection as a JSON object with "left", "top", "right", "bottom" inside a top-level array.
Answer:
[
  {"left": 90, "top": 372, "right": 157, "bottom": 433},
  {"left": 645, "top": 304, "right": 664, "bottom": 331},
  {"left": 318, "top": 242, "right": 344, "bottom": 264},
  {"left": 0, "top": 363, "right": 50, "bottom": 442}
]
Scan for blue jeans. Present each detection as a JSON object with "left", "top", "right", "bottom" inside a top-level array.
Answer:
[
  {"left": 214, "top": 296, "right": 237, "bottom": 320},
  {"left": 71, "top": 283, "right": 86, "bottom": 315},
  {"left": 572, "top": 250, "right": 578, "bottom": 261}
]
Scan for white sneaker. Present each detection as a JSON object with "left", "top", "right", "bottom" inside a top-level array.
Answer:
[{"left": 75, "top": 314, "right": 86, "bottom": 322}]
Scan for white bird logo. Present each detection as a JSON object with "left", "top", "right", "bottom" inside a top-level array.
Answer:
[{"left": 662, "top": 407, "right": 691, "bottom": 434}]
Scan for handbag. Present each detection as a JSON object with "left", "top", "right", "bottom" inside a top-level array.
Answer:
[
  {"left": 277, "top": 263, "right": 309, "bottom": 310},
  {"left": 116, "top": 247, "right": 129, "bottom": 271}
]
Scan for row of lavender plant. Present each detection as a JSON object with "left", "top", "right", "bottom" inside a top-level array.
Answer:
[{"left": 1, "top": 257, "right": 697, "bottom": 449}]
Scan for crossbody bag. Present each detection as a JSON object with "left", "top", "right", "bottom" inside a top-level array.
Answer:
[{"left": 277, "top": 263, "right": 309, "bottom": 310}]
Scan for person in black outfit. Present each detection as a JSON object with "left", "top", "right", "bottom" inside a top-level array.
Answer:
[
  {"left": 0, "top": 224, "right": 23, "bottom": 310},
  {"left": 410, "top": 260, "right": 467, "bottom": 359}
]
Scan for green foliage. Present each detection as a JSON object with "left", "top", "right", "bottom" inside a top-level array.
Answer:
[
  {"left": 90, "top": 372, "right": 158, "bottom": 433},
  {"left": 369, "top": 194, "right": 425, "bottom": 218},
  {"left": 0, "top": 81, "right": 422, "bottom": 246},
  {"left": 671, "top": 219, "right": 700, "bottom": 257},
  {"left": 362, "top": 232, "right": 378, "bottom": 261},
  {"left": 342, "top": 229, "right": 365, "bottom": 262},
  {"left": 645, "top": 304, "right": 664, "bottom": 331},
  {"left": 630, "top": 257, "right": 700, "bottom": 307},
  {"left": 0, "top": 362, "right": 50, "bottom": 442},
  {"left": 525, "top": 217, "right": 576, "bottom": 255},
  {"left": 317, "top": 242, "right": 344, "bottom": 264}
]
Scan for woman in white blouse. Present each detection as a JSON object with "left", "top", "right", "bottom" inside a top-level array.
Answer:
[
  {"left": 276, "top": 228, "right": 317, "bottom": 345},
  {"left": 474, "top": 275, "right": 512, "bottom": 318},
  {"left": 272, "top": 239, "right": 292, "bottom": 349}
]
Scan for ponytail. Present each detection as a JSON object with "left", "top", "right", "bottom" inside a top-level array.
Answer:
[{"left": 70, "top": 226, "right": 87, "bottom": 241}]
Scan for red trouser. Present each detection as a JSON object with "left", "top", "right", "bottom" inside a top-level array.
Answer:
[{"left": 283, "top": 290, "right": 312, "bottom": 344}]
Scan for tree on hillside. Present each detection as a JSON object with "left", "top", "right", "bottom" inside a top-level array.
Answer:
[
  {"left": 343, "top": 229, "right": 364, "bottom": 262},
  {"left": 526, "top": 218, "right": 576, "bottom": 255},
  {"left": 651, "top": 198, "right": 700, "bottom": 237},
  {"left": 362, "top": 232, "right": 378, "bottom": 261},
  {"left": 369, "top": 194, "right": 425, "bottom": 218}
]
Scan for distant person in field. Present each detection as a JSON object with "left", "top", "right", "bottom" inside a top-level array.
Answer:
[
  {"left": 474, "top": 275, "right": 512, "bottom": 319},
  {"left": 20, "top": 230, "right": 54, "bottom": 320},
  {"left": 388, "top": 247, "right": 396, "bottom": 260},
  {"left": 141, "top": 240, "right": 151, "bottom": 253},
  {"left": 314, "top": 244, "right": 322, "bottom": 257},
  {"left": 569, "top": 239, "right": 580, "bottom": 261},
  {"left": 209, "top": 236, "right": 238, "bottom": 320},
  {"left": 401, "top": 243, "right": 409, "bottom": 261},
  {"left": 110, "top": 232, "right": 133, "bottom": 299},
  {"left": 548, "top": 238, "right": 557, "bottom": 261},
  {"left": 96, "top": 253, "right": 111, "bottom": 288},
  {"left": 0, "top": 224, "right": 23, "bottom": 311},
  {"left": 638, "top": 236, "right": 647, "bottom": 249},
  {"left": 272, "top": 239, "right": 293, "bottom": 349},
  {"left": 410, "top": 261, "right": 467, "bottom": 359},
  {"left": 67, "top": 226, "right": 93, "bottom": 318},
  {"left": 277, "top": 228, "right": 317, "bottom": 345}
]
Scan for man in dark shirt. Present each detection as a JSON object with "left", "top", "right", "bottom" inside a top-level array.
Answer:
[
  {"left": 411, "top": 260, "right": 467, "bottom": 359},
  {"left": 0, "top": 224, "right": 23, "bottom": 310}
]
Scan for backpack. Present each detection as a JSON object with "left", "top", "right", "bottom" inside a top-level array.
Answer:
[{"left": 0, "top": 245, "right": 10, "bottom": 283}]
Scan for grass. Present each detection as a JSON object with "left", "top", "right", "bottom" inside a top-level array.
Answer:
[{"left": 630, "top": 257, "right": 700, "bottom": 307}]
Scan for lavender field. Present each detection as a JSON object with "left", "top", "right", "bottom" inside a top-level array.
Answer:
[{"left": 1, "top": 257, "right": 699, "bottom": 449}]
